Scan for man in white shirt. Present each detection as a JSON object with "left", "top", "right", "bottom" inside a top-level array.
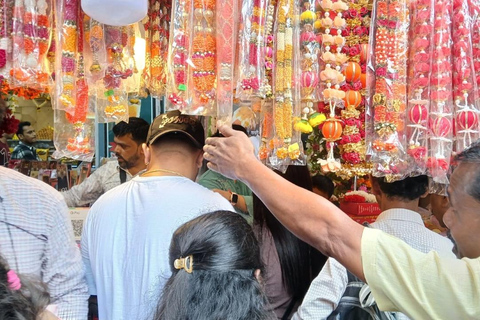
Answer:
[
  {"left": 293, "top": 175, "right": 455, "bottom": 320},
  {"left": 0, "top": 167, "right": 88, "bottom": 319},
  {"left": 81, "top": 110, "right": 234, "bottom": 320},
  {"left": 62, "top": 117, "right": 149, "bottom": 207}
]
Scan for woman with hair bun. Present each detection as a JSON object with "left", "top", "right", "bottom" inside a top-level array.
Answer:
[
  {"left": 0, "top": 254, "right": 58, "bottom": 320},
  {"left": 154, "top": 211, "right": 276, "bottom": 320}
]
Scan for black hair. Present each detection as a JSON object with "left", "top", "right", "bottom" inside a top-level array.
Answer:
[
  {"left": 0, "top": 255, "right": 50, "bottom": 320},
  {"left": 455, "top": 140, "right": 480, "bottom": 201},
  {"left": 212, "top": 124, "right": 248, "bottom": 137},
  {"left": 16, "top": 122, "right": 31, "bottom": 136},
  {"left": 311, "top": 175, "right": 335, "bottom": 198},
  {"left": 151, "top": 132, "right": 200, "bottom": 152},
  {"left": 372, "top": 175, "right": 428, "bottom": 201},
  {"left": 112, "top": 117, "right": 149, "bottom": 144},
  {"left": 154, "top": 211, "right": 275, "bottom": 320},
  {"left": 253, "top": 166, "right": 327, "bottom": 301}
]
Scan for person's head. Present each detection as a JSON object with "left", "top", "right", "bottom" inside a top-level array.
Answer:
[
  {"left": 143, "top": 110, "right": 205, "bottom": 179},
  {"left": 154, "top": 211, "right": 274, "bottom": 320},
  {"left": 311, "top": 175, "right": 334, "bottom": 199},
  {"left": 112, "top": 117, "right": 149, "bottom": 170},
  {"left": 370, "top": 175, "right": 428, "bottom": 210},
  {"left": 254, "top": 165, "right": 327, "bottom": 300},
  {"left": 0, "top": 99, "right": 6, "bottom": 127},
  {"left": 0, "top": 255, "right": 50, "bottom": 320},
  {"left": 444, "top": 141, "right": 480, "bottom": 258},
  {"left": 17, "top": 122, "right": 36, "bottom": 145},
  {"left": 430, "top": 193, "right": 449, "bottom": 228}
]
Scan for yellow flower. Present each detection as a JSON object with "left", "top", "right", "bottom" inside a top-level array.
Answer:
[
  {"left": 308, "top": 113, "right": 326, "bottom": 127},
  {"left": 294, "top": 119, "right": 313, "bottom": 134}
]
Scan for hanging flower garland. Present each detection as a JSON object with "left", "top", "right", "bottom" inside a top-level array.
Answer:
[
  {"left": 258, "top": 0, "right": 276, "bottom": 162},
  {"left": 236, "top": 0, "right": 268, "bottom": 100},
  {"left": 317, "top": 0, "right": 348, "bottom": 173},
  {"left": 332, "top": 0, "right": 371, "bottom": 178},
  {"left": 166, "top": 0, "right": 189, "bottom": 110},
  {"left": 405, "top": 0, "right": 434, "bottom": 170},
  {"left": 293, "top": 0, "right": 324, "bottom": 135},
  {"left": 453, "top": 0, "right": 480, "bottom": 153},
  {"left": 370, "top": 0, "right": 410, "bottom": 180},
  {"left": 0, "top": 0, "right": 14, "bottom": 79}
]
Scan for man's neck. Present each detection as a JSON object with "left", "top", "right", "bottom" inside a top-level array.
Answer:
[
  {"left": 380, "top": 197, "right": 419, "bottom": 212},
  {"left": 126, "top": 163, "right": 146, "bottom": 177}
]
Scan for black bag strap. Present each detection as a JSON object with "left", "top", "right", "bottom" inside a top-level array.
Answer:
[
  {"left": 281, "top": 296, "right": 298, "bottom": 320},
  {"left": 119, "top": 169, "right": 127, "bottom": 184}
]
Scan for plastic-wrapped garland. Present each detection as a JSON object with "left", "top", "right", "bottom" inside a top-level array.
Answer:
[
  {"left": 167, "top": 0, "right": 189, "bottom": 110},
  {"left": 453, "top": 0, "right": 480, "bottom": 153},
  {"left": 405, "top": 0, "right": 434, "bottom": 171},
  {"left": 370, "top": 0, "right": 410, "bottom": 180},
  {"left": 427, "top": 0, "right": 454, "bottom": 183}
]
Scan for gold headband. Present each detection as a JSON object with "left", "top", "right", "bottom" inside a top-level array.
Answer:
[{"left": 174, "top": 255, "right": 193, "bottom": 273}]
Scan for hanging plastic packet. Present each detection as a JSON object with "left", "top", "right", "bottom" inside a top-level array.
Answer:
[
  {"left": 84, "top": 16, "right": 107, "bottom": 85},
  {"left": 215, "top": 0, "right": 237, "bottom": 123},
  {"left": 235, "top": 0, "right": 269, "bottom": 101}
]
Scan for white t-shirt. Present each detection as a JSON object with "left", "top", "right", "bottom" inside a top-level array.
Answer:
[{"left": 81, "top": 175, "right": 235, "bottom": 320}]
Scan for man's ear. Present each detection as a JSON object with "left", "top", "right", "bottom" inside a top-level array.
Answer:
[
  {"left": 442, "top": 195, "right": 450, "bottom": 208},
  {"left": 142, "top": 143, "right": 151, "bottom": 165},
  {"left": 370, "top": 175, "right": 381, "bottom": 196},
  {"left": 196, "top": 150, "right": 204, "bottom": 168},
  {"left": 254, "top": 269, "right": 262, "bottom": 283}
]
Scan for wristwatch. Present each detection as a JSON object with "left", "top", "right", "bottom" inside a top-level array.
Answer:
[{"left": 230, "top": 192, "right": 239, "bottom": 206}]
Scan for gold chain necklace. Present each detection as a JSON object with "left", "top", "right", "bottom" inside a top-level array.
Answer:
[{"left": 140, "top": 168, "right": 186, "bottom": 178}]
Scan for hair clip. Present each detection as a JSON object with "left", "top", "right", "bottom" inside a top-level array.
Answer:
[
  {"left": 7, "top": 270, "right": 21, "bottom": 290},
  {"left": 174, "top": 255, "right": 193, "bottom": 273}
]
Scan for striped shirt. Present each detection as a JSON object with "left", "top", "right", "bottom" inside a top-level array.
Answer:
[{"left": 0, "top": 167, "right": 88, "bottom": 319}]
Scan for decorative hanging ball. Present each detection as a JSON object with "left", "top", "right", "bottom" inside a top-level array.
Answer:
[
  {"left": 343, "top": 62, "right": 361, "bottom": 83},
  {"left": 408, "top": 104, "right": 428, "bottom": 124},
  {"left": 301, "top": 70, "right": 319, "bottom": 88},
  {"left": 360, "top": 43, "right": 369, "bottom": 63},
  {"left": 431, "top": 116, "right": 452, "bottom": 138},
  {"left": 322, "top": 118, "right": 343, "bottom": 141},
  {"left": 360, "top": 73, "right": 367, "bottom": 89},
  {"left": 343, "top": 90, "right": 362, "bottom": 108},
  {"left": 456, "top": 110, "right": 478, "bottom": 131}
]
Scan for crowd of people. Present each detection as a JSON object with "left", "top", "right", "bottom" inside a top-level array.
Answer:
[{"left": 0, "top": 108, "right": 479, "bottom": 319}]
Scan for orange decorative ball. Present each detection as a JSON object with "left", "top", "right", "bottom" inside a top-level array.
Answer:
[
  {"left": 322, "top": 119, "right": 343, "bottom": 141},
  {"left": 360, "top": 73, "right": 367, "bottom": 88},
  {"left": 344, "top": 90, "right": 362, "bottom": 108},
  {"left": 344, "top": 62, "right": 361, "bottom": 83}
]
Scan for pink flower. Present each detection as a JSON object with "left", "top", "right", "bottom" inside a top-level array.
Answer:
[
  {"left": 349, "top": 46, "right": 360, "bottom": 56},
  {"left": 352, "top": 81, "right": 363, "bottom": 91},
  {"left": 265, "top": 61, "right": 273, "bottom": 70},
  {"left": 359, "top": 7, "right": 368, "bottom": 16},
  {"left": 348, "top": 8, "right": 358, "bottom": 18},
  {"left": 376, "top": 67, "right": 387, "bottom": 77},
  {"left": 267, "top": 35, "right": 274, "bottom": 43}
]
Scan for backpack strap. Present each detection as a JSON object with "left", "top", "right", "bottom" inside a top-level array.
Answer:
[
  {"left": 281, "top": 296, "right": 298, "bottom": 320},
  {"left": 119, "top": 169, "right": 127, "bottom": 184}
]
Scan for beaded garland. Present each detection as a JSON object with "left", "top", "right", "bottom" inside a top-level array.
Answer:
[
  {"left": 167, "top": 0, "right": 189, "bottom": 109},
  {"left": 236, "top": 0, "right": 268, "bottom": 100},
  {"left": 190, "top": 0, "right": 217, "bottom": 114},
  {"left": 258, "top": 0, "right": 276, "bottom": 161},
  {"left": 371, "top": 0, "right": 410, "bottom": 180}
]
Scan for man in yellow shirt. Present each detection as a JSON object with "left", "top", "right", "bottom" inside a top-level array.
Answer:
[{"left": 203, "top": 125, "right": 480, "bottom": 319}]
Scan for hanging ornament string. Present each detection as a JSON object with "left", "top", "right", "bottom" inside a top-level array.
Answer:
[
  {"left": 215, "top": 0, "right": 236, "bottom": 120},
  {"left": 452, "top": 0, "right": 480, "bottom": 153},
  {"left": 258, "top": 0, "right": 276, "bottom": 161},
  {"left": 59, "top": 0, "right": 78, "bottom": 110},
  {"left": 405, "top": 0, "right": 434, "bottom": 169},
  {"left": 370, "top": 0, "right": 410, "bottom": 180},
  {"left": 167, "top": 0, "right": 188, "bottom": 109},
  {"left": 190, "top": 0, "right": 216, "bottom": 114},
  {"left": 427, "top": 0, "right": 453, "bottom": 183}
]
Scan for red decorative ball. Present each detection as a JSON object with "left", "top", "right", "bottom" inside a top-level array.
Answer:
[
  {"left": 343, "top": 90, "right": 362, "bottom": 108},
  {"left": 456, "top": 110, "right": 478, "bottom": 131},
  {"left": 322, "top": 118, "right": 343, "bottom": 141},
  {"left": 344, "top": 62, "right": 361, "bottom": 83},
  {"left": 431, "top": 116, "right": 452, "bottom": 138},
  {"left": 301, "top": 70, "right": 319, "bottom": 88},
  {"left": 408, "top": 104, "right": 428, "bottom": 125}
]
